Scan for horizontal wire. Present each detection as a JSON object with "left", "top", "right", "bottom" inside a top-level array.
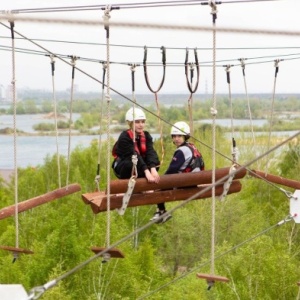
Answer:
[{"left": 1, "top": 0, "right": 283, "bottom": 14}]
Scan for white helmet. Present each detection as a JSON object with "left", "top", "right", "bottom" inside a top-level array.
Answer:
[
  {"left": 171, "top": 121, "right": 190, "bottom": 136},
  {"left": 125, "top": 107, "right": 146, "bottom": 122}
]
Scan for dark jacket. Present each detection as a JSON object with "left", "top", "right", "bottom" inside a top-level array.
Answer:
[{"left": 113, "top": 130, "right": 160, "bottom": 179}]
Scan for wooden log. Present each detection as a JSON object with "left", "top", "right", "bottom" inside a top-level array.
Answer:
[
  {"left": 197, "top": 273, "right": 229, "bottom": 283},
  {"left": 250, "top": 170, "right": 300, "bottom": 189},
  {"left": 0, "top": 245, "right": 34, "bottom": 255},
  {"left": 83, "top": 180, "right": 242, "bottom": 214},
  {"left": 90, "top": 247, "right": 125, "bottom": 258},
  {"left": 0, "top": 184, "right": 81, "bottom": 220},
  {"left": 108, "top": 167, "right": 246, "bottom": 194}
]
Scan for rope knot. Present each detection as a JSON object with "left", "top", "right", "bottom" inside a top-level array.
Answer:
[
  {"left": 210, "top": 107, "right": 217, "bottom": 116},
  {"left": 105, "top": 94, "right": 112, "bottom": 102}
]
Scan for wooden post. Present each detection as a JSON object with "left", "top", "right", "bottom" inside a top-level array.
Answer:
[{"left": 0, "top": 184, "right": 81, "bottom": 220}]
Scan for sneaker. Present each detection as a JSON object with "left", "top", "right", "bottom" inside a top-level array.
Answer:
[
  {"left": 150, "top": 211, "right": 162, "bottom": 223},
  {"left": 160, "top": 211, "right": 172, "bottom": 224}
]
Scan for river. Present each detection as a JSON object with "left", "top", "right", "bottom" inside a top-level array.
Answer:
[{"left": 0, "top": 114, "right": 297, "bottom": 169}]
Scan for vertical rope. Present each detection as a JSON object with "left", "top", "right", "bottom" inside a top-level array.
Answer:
[
  {"left": 103, "top": 6, "right": 112, "bottom": 248},
  {"left": 225, "top": 65, "right": 234, "bottom": 139},
  {"left": 66, "top": 55, "right": 77, "bottom": 188},
  {"left": 10, "top": 20, "right": 19, "bottom": 258},
  {"left": 49, "top": 54, "right": 61, "bottom": 188},
  {"left": 95, "top": 62, "right": 107, "bottom": 191},
  {"left": 265, "top": 59, "right": 281, "bottom": 174},
  {"left": 209, "top": 0, "right": 218, "bottom": 277},
  {"left": 239, "top": 58, "right": 255, "bottom": 145}
]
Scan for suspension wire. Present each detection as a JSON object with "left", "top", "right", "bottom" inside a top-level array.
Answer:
[
  {"left": 209, "top": 0, "right": 218, "bottom": 281},
  {"left": 3, "top": 0, "right": 283, "bottom": 14},
  {"left": 137, "top": 214, "right": 293, "bottom": 299},
  {"left": 9, "top": 19, "right": 20, "bottom": 263},
  {"left": 103, "top": 5, "right": 112, "bottom": 251},
  {"left": 224, "top": 64, "right": 239, "bottom": 165},
  {"left": 239, "top": 58, "right": 256, "bottom": 145},
  {"left": 95, "top": 62, "right": 107, "bottom": 192},
  {"left": 47, "top": 54, "right": 62, "bottom": 188},
  {"left": 129, "top": 63, "right": 139, "bottom": 247},
  {"left": 265, "top": 58, "right": 282, "bottom": 174},
  {"left": 65, "top": 55, "right": 77, "bottom": 187},
  {"left": 27, "top": 130, "right": 300, "bottom": 300}
]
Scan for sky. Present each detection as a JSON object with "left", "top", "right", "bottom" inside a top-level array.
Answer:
[{"left": 1, "top": 0, "right": 300, "bottom": 96}]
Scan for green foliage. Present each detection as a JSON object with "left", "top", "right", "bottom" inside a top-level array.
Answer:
[{"left": 0, "top": 122, "right": 300, "bottom": 299}]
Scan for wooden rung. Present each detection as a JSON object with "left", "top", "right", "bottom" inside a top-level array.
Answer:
[
  {"left": 90, "top": 247, "right": 125, "bottom": 258},
  {"left": 197, "top": 273, "right": 229, "bottom": 283},
  {"left": 0, "top": 245, "right": 34, "bottom": 255},
  {"left": 108, "top": 167, "right": 246, "bottom": 194},
  {"left": 0, "top": 183, "right": 81, "bottom": 220},
  {"left": 82, "top": 180, "right": 242, "bottom": 214},
  {"left": 249, "top": 169, "right": 300, "bottom": 189}
]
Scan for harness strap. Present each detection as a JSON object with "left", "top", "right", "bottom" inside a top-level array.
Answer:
[
  {"left": 116, "top": 176, "right": 136, "bottom": 215},
  {"left": 219, "top": 164, "right": 236, "bottom": 202}
]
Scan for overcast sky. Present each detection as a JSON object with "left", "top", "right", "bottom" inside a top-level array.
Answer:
[{"left": 1, "top": 0, "right": 300, "bottom": 96}]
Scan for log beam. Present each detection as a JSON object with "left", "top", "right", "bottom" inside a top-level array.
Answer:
[
  {"left": 0, "top": 184, "right": 81, "bottom": 220},
  {"left": 250, "top": 170, "right": 300, "bottom": 189},
  {"left": 108, "top": 167, "right": 246, "bottom": 194},
  {"left": 83, "top": 180, "right": 242, "bottom": 214}
]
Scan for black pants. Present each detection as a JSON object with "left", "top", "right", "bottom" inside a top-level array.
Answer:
[{"left": 113, "top": 158, "right": 145, "bottom": 179}]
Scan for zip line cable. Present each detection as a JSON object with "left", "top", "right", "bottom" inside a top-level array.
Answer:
[
  {"left": 27, "top": 130, "right": 300, "bottom": 300},
  {"left": 48, "top": 54, "right": 62, "bottom": 188}
]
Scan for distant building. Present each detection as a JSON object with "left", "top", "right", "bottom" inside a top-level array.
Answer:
[{"left": 5, "top": 84, "right": 18, "bottom": 102}]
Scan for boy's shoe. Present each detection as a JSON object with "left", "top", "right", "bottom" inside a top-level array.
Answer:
[
  {"left": 160, "top": 211, "right": 172, "bottom": 224},
  {"left": 150, "top": 211, "right": 172, "bottom": 224},
  {"left": 150, "top": 211, "right": 162, "bottom": 223}
]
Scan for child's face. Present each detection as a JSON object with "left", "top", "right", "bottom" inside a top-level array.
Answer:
[
  {"left": 172, "top": 135, "right": 185, "bottom": 147},
  {"left": 133, "top": 119, "right": 146, "bottom": 134}
]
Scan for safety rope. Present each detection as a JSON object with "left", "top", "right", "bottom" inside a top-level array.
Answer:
[
  {"left": 265, "top": 58, "right": 282, "bottom": 174},
  {"left": 143, "top": 46, "right": 165, "bottom": 165},
  {"left": 117, "top": 64, "right": 138, "bottom": 215},
  {"left": 239, "top": 58, "right": 255, "bottom": 145},
  {"left": 103, "top": 5, "right": 112, "bottom": 254},
  {"left": 209, "top": 0, "right": 218, "bottom": 284},
  {"left": 65, "top": 55, "right": 77, "bottom": 188},
  {"left": 95, "top": 62, "right": 107, "bottom": 191},
  {"left": 48, "top": 54, "right": 62, "bottom": 188},
  {"left": 9, "top": 19, "right": 19, "bottom": 263},
  {"left": 185, "top": 47, "right": 200, "bottom": 136}
]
